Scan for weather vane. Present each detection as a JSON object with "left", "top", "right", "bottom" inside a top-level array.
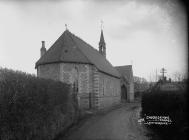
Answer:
[{"left": 65, "top": 24, "right": 68, "bottom": 30}]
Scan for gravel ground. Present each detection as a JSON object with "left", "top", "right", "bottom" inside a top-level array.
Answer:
[{"left": 59, "top": 102, "right": 150, "bottom": 140}]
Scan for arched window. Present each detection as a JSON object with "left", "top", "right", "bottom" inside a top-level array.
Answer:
[{"left": 72, "top": 66, "right": 79, "bottom": 93}]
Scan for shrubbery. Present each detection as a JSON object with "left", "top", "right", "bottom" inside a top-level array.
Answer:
[
  {"left": 0, "top": 68, "right": 77, "bottom": 140},
  {"left": 141, "top": 88, "right": 188, "bottom": 140}
]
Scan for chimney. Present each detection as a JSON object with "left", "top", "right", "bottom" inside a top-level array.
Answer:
[
  {"left": 40, "top": 41, "right": 46, "bottom": 57},
  {"left": 42, "top": 41, "right": 45, "bottom": 47}
]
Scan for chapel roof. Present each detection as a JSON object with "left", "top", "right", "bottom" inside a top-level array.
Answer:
[
  {"left": 115, "top": 65, "right": 134, "bottom": 83},
  {"left": 36, "top": 30, "right": 120, "bottom": 78}
]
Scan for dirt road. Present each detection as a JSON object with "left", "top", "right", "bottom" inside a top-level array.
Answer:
[{"left": 61, "top": 102, "right": 149, "bottom": 140}]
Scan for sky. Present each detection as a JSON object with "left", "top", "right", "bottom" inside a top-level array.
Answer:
[{"left": 0, "top": 0, "right": 187, "bottom": 81}]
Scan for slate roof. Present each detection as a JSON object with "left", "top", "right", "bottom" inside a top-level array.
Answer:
[
  {"left": 36, "top": 30, "right": 120, "bottom": 78},
  {"left": 115, "top": 65, "right": 134, "bottom": 83}
]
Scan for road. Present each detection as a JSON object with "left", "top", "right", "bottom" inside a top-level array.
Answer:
[{"left": 60, "top": 102, "right": 149, "bottom": 140}]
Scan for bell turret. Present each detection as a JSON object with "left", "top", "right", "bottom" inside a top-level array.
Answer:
[{"left": 99, "top": 30, "right": 106, "bottom": 57}]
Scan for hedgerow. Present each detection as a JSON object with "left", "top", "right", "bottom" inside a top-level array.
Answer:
[
  {"left": 0, "top": 68, "right": 76, "bottom": 140},
  {"left": 141, "top": 87, "right": 188, "bottom": 140}
]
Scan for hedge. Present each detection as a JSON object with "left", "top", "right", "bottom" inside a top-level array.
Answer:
[
  {"left": 0, "top": 68, "right": 77, "bottom": 140},
  {"left": 141, "top": 88, "right": 188, "bottom": 140}
]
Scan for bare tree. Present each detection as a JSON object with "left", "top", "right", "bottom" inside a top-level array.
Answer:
[
  {"left": 134, "top": 76, "right": 149, "bottom": 92},
  {"left": 173, "top": 72, "right": 187, "bottom": 82}
]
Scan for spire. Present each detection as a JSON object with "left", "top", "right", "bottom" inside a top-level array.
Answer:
[
  {"left": 99, "top": 20, "right": 105, "bottom": 44},
  {"left": 99, "top": 29, "right": 106, "bottom": 58},
  {"left": 99, "top": 30, "right": 105, "bottom": 44}
]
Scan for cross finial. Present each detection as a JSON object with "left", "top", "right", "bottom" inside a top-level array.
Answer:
[
  {"left": 100, "top": 20, "right": 103, "bottom": 30},
  {"left": 65, "top": 24, "right": 68, "bottom": 30},
  {"left": 160, "top": 68, "right": 167, "bottom": 79}
]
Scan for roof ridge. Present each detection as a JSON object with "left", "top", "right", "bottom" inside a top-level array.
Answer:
[
  {"left": 72, "top": 33, "right": 111, "bottom": 62},
  {"left": 67, "top": 31, "right": 120, "bottom": 78},
  {"left": 71, "top": 33, "right": 114, "bottom": 64},
  {"left": 66, "top": 31, "right": 92, "bottom": 64},
  {"left": 72, "top": 32, "right": 99, "bottom": 53},
  {"left": 116, "top": 65, "right": 132, "bottom": 67}
]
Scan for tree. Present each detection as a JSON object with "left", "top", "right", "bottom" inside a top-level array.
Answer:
[
  {"left": 173, "top": 72, "right": 187, "bottom": 82},
  {"left": 134, "top": 76, "right": 149, "bottom": 92}
]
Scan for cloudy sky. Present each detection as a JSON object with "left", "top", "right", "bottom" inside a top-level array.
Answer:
[{"left": 0, "top": 0, "right": 187, "bottom": 81}]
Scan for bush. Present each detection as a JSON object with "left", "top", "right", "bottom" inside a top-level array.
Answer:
[
  {"left": 134, "top": 91, "right": 144, "bottom": 99},
  {"left": 141, "top": 89, "right": 188, "bottom": 140},
  {"left": 0, "top": 68, "right": 76, "bottom": 140}
]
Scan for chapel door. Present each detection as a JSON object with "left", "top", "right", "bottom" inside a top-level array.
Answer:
[{"left": 121, "top": 85, "right": 127, "bottom": 101}]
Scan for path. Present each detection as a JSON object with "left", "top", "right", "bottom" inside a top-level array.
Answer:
[{"left": 60, "top": 102, "right": 149, "bottom": 140}]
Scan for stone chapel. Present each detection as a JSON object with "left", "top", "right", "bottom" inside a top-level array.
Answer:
[{"left": 35, "top": 29, "right": 134, "bottom": 109}]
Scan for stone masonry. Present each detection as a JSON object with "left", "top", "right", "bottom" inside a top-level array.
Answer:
[
  {"left": 37, "top": 63, "right": 121, "bottom": 110},
  {"left": 36, "top": 29, "right": 133, "bottom": 110}
]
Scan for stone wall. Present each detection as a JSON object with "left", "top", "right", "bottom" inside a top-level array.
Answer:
[
  {"left": 128, "top": 82, "right": 134, "bottom": 101},
  {"left": 120, "top": 78, "right": 134, "bottom": 102},
  {"left": 37, "top": 64, "right": 60, "bottom": 81},
  {"left": 59, "top": 63, "right": 93, "bottom": 109},
  {"left": 37, "top": 63, "right": 122, "bottom": 110},
  {"left": 92, "top": 67, "right": 100, "bottom": 109},
  {"left": 98, "top": 72, "right": 121, "bottom": 109}
]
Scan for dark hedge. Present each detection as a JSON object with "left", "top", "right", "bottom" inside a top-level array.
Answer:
[
  {"left": 0, "top": 68, "right": 76, "bottom": 140},
  {"left": 141, "top": 88, "right": 188, "bottom": 140}
]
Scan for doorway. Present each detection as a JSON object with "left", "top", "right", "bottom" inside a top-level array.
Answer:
[{"left": 121, "top": 85, "right": 127, "bottom": 101}]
